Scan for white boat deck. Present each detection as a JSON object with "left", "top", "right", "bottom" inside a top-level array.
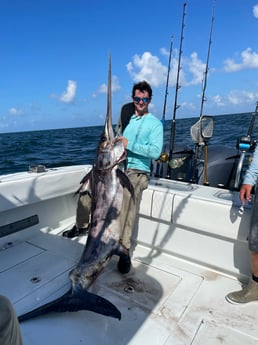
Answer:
[
  {"left": 1, "top": 226, "right": 258, "bottom": 345},
  {"left": 0, "top": 165, "right": 258, "bottom": 344}
]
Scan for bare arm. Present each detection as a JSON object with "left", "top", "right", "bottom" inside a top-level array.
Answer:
[{"left": 239, "top": 184, "right": 253, "bottom": 204}]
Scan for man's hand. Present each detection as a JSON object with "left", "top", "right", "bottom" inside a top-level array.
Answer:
[
  {"left": 239, "top": 184, "right": 253, "bottom": 205},
  {"left": 115, "top": 136, "right": 128, "bottom": 149}
]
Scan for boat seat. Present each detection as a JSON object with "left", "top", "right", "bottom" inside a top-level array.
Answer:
[{"left": 136, "top": 180, "right": 252, "bottom": 277}]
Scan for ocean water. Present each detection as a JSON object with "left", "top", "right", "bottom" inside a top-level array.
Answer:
[{"left": 1, "top": 112, "right": 257, "bottom": 176}]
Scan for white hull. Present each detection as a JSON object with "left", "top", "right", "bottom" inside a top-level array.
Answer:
[{"left": 0, "top": 165, "right": 257, "bottom": 345}]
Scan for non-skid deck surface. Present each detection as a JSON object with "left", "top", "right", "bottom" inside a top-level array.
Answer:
[{"left": 0, "top": 231, "right": 258, "bottom": 345}]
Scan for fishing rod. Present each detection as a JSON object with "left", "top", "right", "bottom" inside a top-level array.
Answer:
[
  {"left": 154, "top": 36, "right": 174, "bottom": 178},
  {"left": 190, "top": 2, "right": 216, "bottom": 185},
  {"left": 246, "top": 102, "right": 258, "bottom": 137},
  {"left": 161, "top": 36, "right": 173, "bottom": 126},
  {"left": 199, "top": 1, "right": 215, "bottom": 118},
  {"left": 167, "top": 2, "right": 187, "bottom": 177}
]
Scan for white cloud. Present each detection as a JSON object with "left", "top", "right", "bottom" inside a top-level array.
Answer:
[
  {"left": 224, "top": 48, "right": 258, "bottom": 72},
  {"left": 211, "top": 94, "right": 225, "bottom": 107},
  {"left": 212, "top": 90, "right": 258, "bottom": 107},
  {"left": 93, "top": 76, "right": 121, "bottom": 97},
  {"left": 126, "top": 51, "right": 212, "bottom": 89},
  {"left": 183, "top": 52, "right": 206, "bottom": 86},
  {"left": 160, "top": 47, "right": 170, "bottom": 57},
  {"left": 253, "top": 4, "right": 258, "bottom": 18},
  {"left": 126, "top": 52, "right": 167, "bottom": 87},
  {"left": 96, "top": 83, "right": 107, "bottom": 94},
  {"left": 59, "top": 80, "right": 77, "bottom": 103},
  {"left": 228, "top": 90, "right": 258, "bottom": 104},
  {"left": 9, "top": 107, "right": 24, "bottom": 115}
]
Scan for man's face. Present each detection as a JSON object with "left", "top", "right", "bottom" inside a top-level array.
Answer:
[{"left": 133, "top": 90, "right": 151, "bottom": 115}]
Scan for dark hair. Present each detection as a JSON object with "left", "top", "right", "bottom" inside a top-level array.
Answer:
[{"left": 131, "top": 81, "right": 152, "bottom": 98}]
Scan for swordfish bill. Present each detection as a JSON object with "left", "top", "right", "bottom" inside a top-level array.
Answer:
[{"left": 18, "top": 55, "right": 134, "bottom": 323}]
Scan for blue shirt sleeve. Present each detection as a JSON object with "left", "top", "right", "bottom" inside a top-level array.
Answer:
[{"left": 243, "top": 145, "right": 258, "bottom": 185}]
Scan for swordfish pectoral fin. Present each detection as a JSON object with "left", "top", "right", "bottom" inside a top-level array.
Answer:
[
  {"left": 116, "top": 169, "right": 135, "bottom": 200},
  {"left": 18, "top": 288, "right": 121, "bottom": 323}
]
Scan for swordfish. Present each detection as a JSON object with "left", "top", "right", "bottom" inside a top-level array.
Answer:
[{"left": 18, "top": 56, "right": 134, "bottom": 322}]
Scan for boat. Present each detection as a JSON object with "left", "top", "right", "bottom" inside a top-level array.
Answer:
[
  {"left": 1, "top": 100, "right": 258, "bottom": 344},
  {"left": 2, "top": 4, "right": 258, "bottom": 342}
]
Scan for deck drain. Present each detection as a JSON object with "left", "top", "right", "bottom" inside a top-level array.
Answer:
[
  {"left": 30, "top": 277, "right": 41, "bottom": 283},
  {"left": 124, "top": 285, "right": 134, "bottom": 293}
]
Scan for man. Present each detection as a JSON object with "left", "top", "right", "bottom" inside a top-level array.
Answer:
[
  {"left": 115, "top": 81, "right": 163, "bottom": 273},
  {"left": 0, "top": 295, "right": 23, "bottom": 345},
  {"left": 63, "top": 81, "right": 163, "bottom": 274},
  {"left": 226, "top": 145, "right": 258, "bottom": 303}
]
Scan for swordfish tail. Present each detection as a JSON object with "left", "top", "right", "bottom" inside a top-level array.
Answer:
[{"left": 18, "top": 288, "right": 121, "bottom": 322}]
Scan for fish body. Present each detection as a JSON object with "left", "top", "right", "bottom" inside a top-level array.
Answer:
[{"left": 18, "top": 56, "right": 133, "bottom": 323}]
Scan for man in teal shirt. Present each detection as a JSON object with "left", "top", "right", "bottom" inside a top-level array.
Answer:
[{"left": 116, "top": 81, "right": 163, "bottom": 273}]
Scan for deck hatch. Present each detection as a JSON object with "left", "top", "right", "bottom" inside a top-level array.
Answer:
[{"left": 190, "top": 319, "right": 258, "bottom": 345}]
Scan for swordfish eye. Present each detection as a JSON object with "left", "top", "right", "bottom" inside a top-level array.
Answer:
[
  {"left": 100, "top": 132, "right": 107, "bottom": 142},
  {"left": 98, "top": 132, "right": 108, "bottom": 150}
]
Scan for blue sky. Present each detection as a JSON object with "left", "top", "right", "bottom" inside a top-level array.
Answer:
[{"left": 1, "top": 0, "right": 258, "bottom": 133}]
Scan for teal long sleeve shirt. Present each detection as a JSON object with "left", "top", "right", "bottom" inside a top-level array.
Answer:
[{"left": 123, "top": 113, "right": 163, "bottom": 173}]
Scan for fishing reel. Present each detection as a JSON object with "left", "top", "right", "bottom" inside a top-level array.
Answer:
[
  {"left": 160, "top": 152, "right": 169, "bottom": 162},
  {"left": 237, "top": 136, "right": 256, "bottom": 153}
]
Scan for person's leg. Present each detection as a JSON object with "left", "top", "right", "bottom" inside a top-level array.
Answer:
[
  {"left": 0, "top": 295, "right": 23, "bottom": 345},
  {"left": 76, "top": 192, "right": 92, "bottom": 230},
  {"left": 226, "top": 186, "right": 258, "bottom": 304},
  {"left": 251, "top": 252, "right": 258, "bottom": 277},
  {"left": 118, "top": 172, "right": 148, "bottom": 274},
  {"left": 225, "top": 253, "right": 258, "bottom": 304},
  {"left": 63, "top": 192, "right": 92, "bottom": 238}
]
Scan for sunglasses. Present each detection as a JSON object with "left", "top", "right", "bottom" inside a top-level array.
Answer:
[{"left": 133, "top": 97, "right": 150, "bottom": 104}]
